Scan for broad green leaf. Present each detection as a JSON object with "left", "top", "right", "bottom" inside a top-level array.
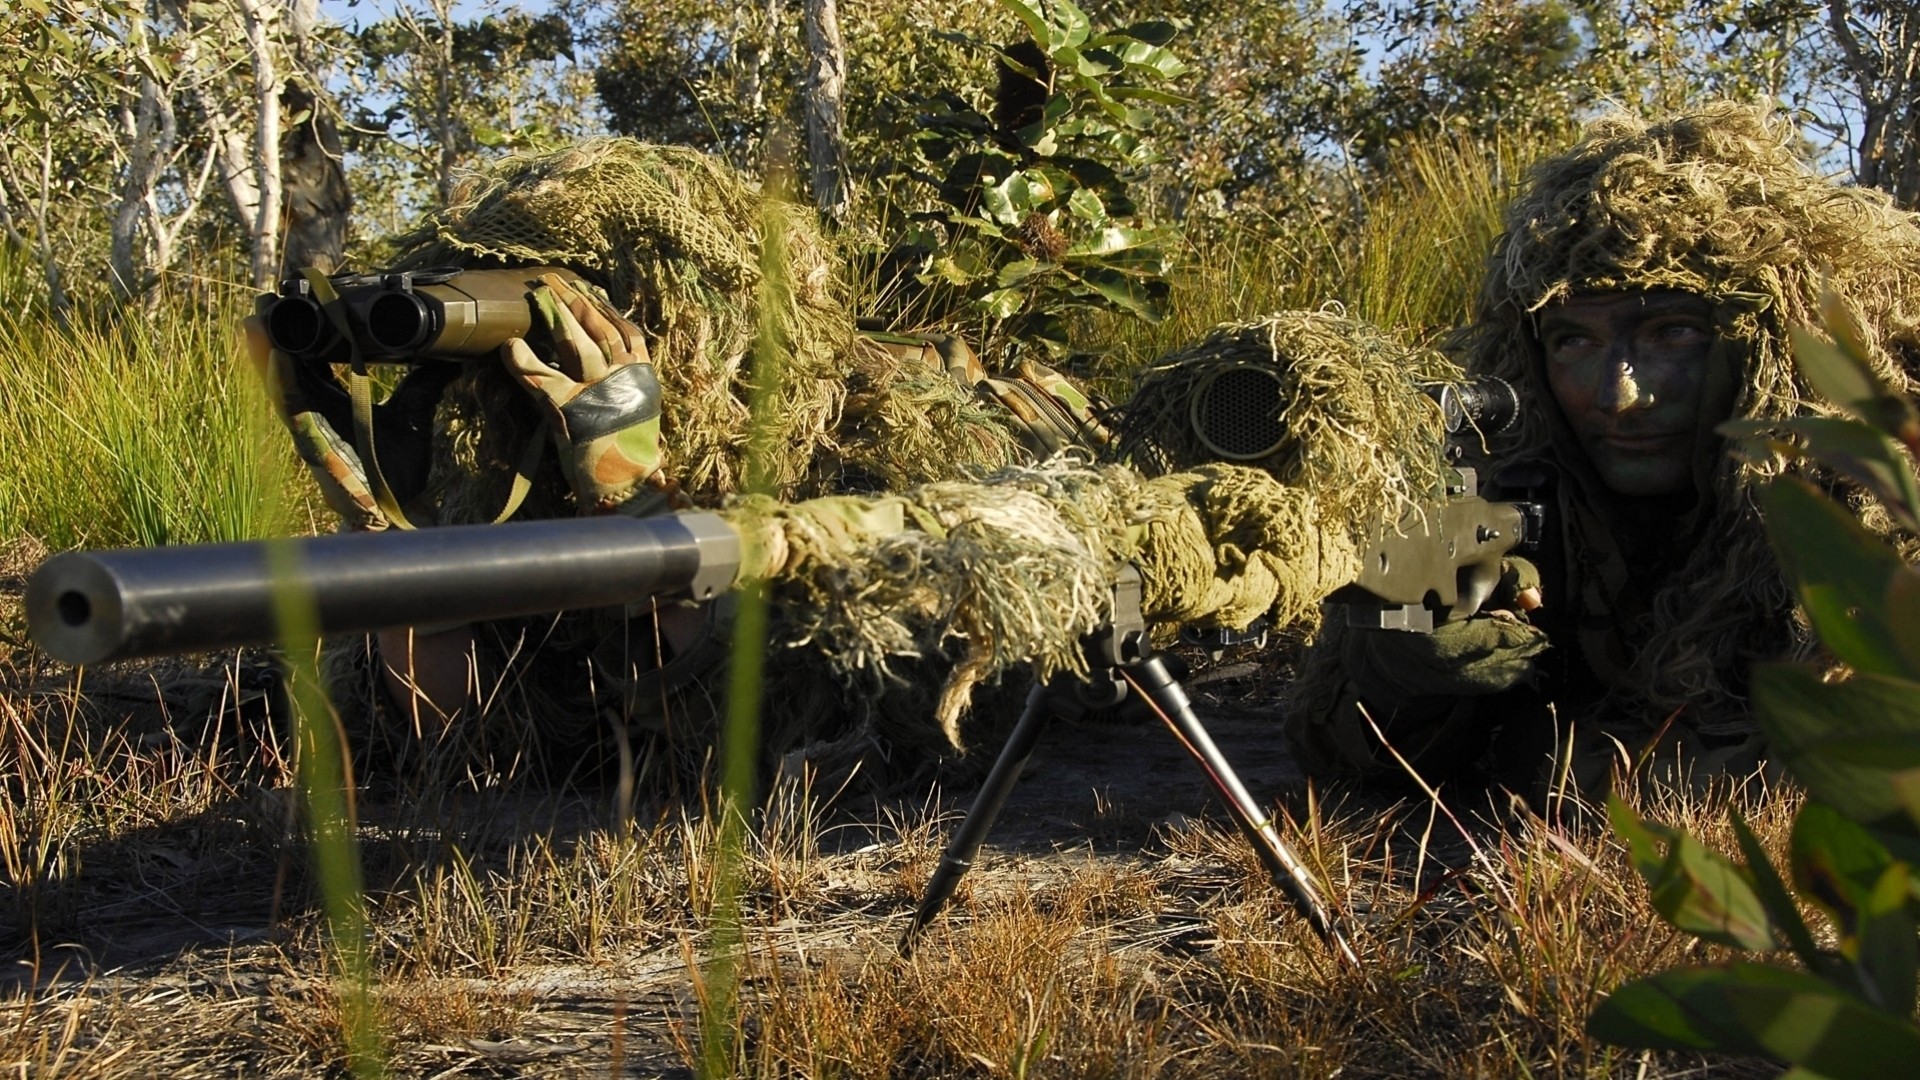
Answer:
[
  {"left": 1588, "top": 962, "right": 1920, "bottom": 1076},
  {"left": 1756, "top": 664, "right": 1920, "bottom": 823},
  {"left": 1609, "top": 798, "right": 1774, "bottom": 950},
  {"left": 1111, "top": 40, "right": 1190, "bottom": 79},
  {"left": 997, "top": 0, "right": 1054, "bottom": 49},
  {"left": 978, "top": 285, "right": 1027, "bottom": 320},
  {"left": 1108, "top": 86, "right": 1195, "bottom": 106},
  {"left": 1063, "top": 267, "right": 1166, "bottom": 321},
  {"left": 1890, "top": 768, "right": 1920, "bottom": 835},
  {"left": 1762, "top": 478, "right": 1919, "bottom": 678},
  {"left": 1856, "top": 863, "right": 1918, "bottom": 1014},
  {"left": 1721, "top": 416, "right": 1920, "bottom": 531},
  {"left": 1793, "top": 324, "right": 1920, "bottom": 445},
  {"left": 979, "top": 175, "right": 1018, "bottom": 224},
  {"left": 1890, "top": 571, "right": 1920, "bottom": 677},
  {"left": 1066, "top": 187, "right": 1105, "bottom": 223},
  {"left": 1609, "top": 795, "right": 1674, "bottom": 879},
  {"left": 1104, "top": 20, "right": 1178, "bottom": 46},
  {"left": 1063, "top": 225, "right": 1156, "bottom": 258},
  {"left": 1052, "top": 0, "right": 1092, "bottom": 48},
  {"left": 1792, "top": 802, "right": 1895, "bottom": 924},
  {"left": 1730, "top": 810, "right": 1823, "bottom": 967},
  {"left": 996, "top": 259, "right": 1047, "bottom": 287}
]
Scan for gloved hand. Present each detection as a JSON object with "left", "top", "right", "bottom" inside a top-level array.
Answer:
[
  {"left": 1342, "top": 556, "right": 1549, "bottom": 701},
  {"left": 498, "top": 274, "right": 679, "bottom": 516},
  {"left": 244, "top": 317, "right": 453, "bottom": 531}
]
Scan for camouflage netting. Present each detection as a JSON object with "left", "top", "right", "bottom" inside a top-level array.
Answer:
[
  {"left": 1108, "top": 309, "right": 1461, "bottom": 538},
  {"left": 389, "top": 137, "right": 1021, "bottom": 519},
  {"left": 720, "top": 460, "right": 1361, "bottom": 747},
  {"left": 1451, "top": 100, "right": 1920, "bottom": 736}
]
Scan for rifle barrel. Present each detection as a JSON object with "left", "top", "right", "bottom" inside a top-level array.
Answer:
[{"left": 26, "top": 512, "right": 741, "bottom": 666}]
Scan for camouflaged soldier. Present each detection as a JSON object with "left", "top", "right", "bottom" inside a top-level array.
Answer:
[
  {"left": 1286, "top": 102, "right": 1920, "bottom": 798},
  {"left": 248, "top": 139, "right": 1114, "bottom": 779}
]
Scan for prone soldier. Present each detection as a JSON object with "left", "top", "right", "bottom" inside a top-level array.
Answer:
[{"left": 1286, "top": 101, "right": 1920, "bottom": 799}]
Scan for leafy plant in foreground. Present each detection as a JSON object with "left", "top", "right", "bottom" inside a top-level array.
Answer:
[
  {"left": 879, "top": 0, "right": 1187, "bottom": 358},
  {"left": 1588, "top": 297, "right": 1920, "bottom": 1077}
]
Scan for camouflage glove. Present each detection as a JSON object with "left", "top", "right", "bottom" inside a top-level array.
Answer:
[
  {"left": 498, "top": 274, "right": 678, "bottom": 516},
  {"left": 1343, "top": 557, "right": 1549, "bottom": 700},
  {"left": 244, "top": 317, "right": 451, "bottom": 531}
]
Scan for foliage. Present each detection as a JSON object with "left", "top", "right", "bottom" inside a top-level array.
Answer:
[
  {"left": 333, "top": 1, "right": 603, "bottom": 247},
  {"left": 1588, "top": 300, "right": 1920, "bottom": 1077},
  {"left": 870, "top": 0, "right": 1187, "bottom": 358}
]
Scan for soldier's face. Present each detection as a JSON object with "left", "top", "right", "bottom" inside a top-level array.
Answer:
[{"left": 1537, "top": 290, "right": 1730, "bottom": 497}]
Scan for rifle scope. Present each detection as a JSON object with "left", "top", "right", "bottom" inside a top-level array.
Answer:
[
  {"left": 258, "top": 265, "right": 588, "bottom": 364},
  {"left": 1188, "top": 366, "right": 1521, "bottom": 462}
]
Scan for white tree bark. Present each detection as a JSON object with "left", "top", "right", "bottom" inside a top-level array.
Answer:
[
  {"left": 239, "top": 0, "right": 284, "bottom": 288},
  {"left": 802, "top": 0, "right": 851, "bottom": 224}
]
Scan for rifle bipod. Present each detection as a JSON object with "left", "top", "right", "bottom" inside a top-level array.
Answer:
[{"left": 899, "top": 570, "right": 1360, "bottom": 965}]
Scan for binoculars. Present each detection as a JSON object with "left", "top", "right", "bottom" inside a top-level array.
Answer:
[{"left": 257, "top": 265, "right": 588, "bottom": 364}]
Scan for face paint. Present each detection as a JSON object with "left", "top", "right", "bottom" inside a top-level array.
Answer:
[{"left": 1536, "top": 290, "right": 1733, "bottom": 497}]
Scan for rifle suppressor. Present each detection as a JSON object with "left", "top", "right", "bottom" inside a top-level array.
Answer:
[{"left": 27, "top": 513, "right": 741, "bottom": 666}]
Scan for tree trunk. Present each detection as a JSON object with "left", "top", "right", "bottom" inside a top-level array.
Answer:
[
  {"left": 239, "top": 0, "right": 284, "bottom": 289},
  {"left": 278, "top": 0, "right": 351, "bottom": 276},
  {"left": 1828, "top": 0, "right": 1920, "bottom": 208},
  {"left": 801, "top": 0, "right": 851, "bottom": 225}
]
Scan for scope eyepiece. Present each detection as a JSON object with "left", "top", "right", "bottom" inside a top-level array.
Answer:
[{"left": 1431, "top": 377, "right": 1519, "bottom": 437}]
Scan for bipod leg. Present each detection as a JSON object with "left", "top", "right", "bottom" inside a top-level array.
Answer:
[
  {"left": 900, "top": 680, "right": 1053, "bottom": 955},
  {"left": 1121, "top": 657, "right": 1360, "bottom": 966}
]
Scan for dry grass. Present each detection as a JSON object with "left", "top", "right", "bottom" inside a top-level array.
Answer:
[{"left": 0, "top": 622, "right": 1798, "bottom": 1078}]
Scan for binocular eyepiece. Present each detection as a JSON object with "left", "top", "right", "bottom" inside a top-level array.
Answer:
[{"left": 258, "top": 266, "right": 587, "bottom": 363}]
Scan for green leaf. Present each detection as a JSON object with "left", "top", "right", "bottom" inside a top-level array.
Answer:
[
  {"left": 1891, "top": 570, "right": 1920, "bottom": 677},
  {"left": 978, "top": 285, "right": 1027, "bottom": 320},
  {"left": 1793, "top": 323, "right": 1920, "bottom": 445},
  {"left": 1762, "top": 478, "right": 1920, "bottom": 679},
  {"left": 1606, "top": 798, "right": 1774, "bottom": 950},
  {"left": 1063, "top": 225, "right": 1157, "bottom": 258},
  {"left": 996, "top": 259, "right": 1047, "bottom": 287},
  {"left": 1730, "top": 810, "right": 1823, "bottom": 967},
  {"left": 1104, "top": 20, "right": 1179, "bottom": 46},
  {"left": 1890, "top": 768, "right": 1920, "bottom": 834},
  {"left": 1857, "top": 863, "right": 1918, "bottom": 1014},
  {"left": 1722, "top": 416, "right": 1920, "bottom": 532},
  {"left": 997, "top": 0, "right": 1053, "bottom": 49},
  {"left": 1756, "top": 664, "right": 1920, "bottom": 824},
  {"left": 1588, "top": 962, "right": 1920, "bottom": 1076},
  {"left": 1107, "top": 86, "right": 1195, "bottom": 106},
  {"left": 1063, "top": 267, "right": 1166, "bottom": 321},
  {"left": 1065, "top": 187, "right": 1106, "bottom": 223},
  {"left": 1110, "top": 40, "right": 1190, "bottom": 79},
  {"left": 1792, "top": 803, "right": 1894, "bottom": 909}
]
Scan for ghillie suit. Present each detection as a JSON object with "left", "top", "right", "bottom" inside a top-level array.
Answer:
[
  {"left": 1110, "top": 309, "right": 1463, "bottom": 539},
  {"left": 1288, "top": 101, "right": 1920, "bottom": 793},
  {"left": 389, "top": 139, "right": 1023, "bottom": 514}
]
